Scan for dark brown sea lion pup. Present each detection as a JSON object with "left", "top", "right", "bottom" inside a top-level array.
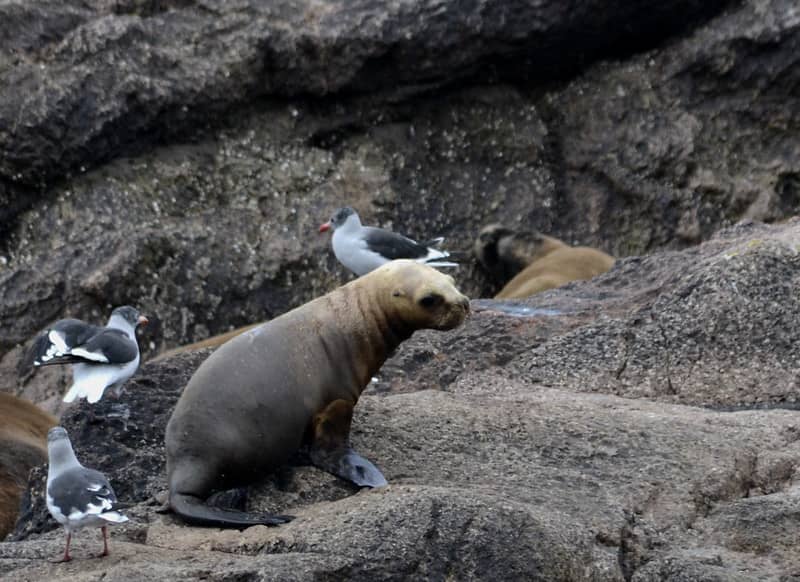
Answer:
[
  {"left": 474, "top": 224, "right": 615, "bottom": 299},
  {"left": 0, "top": 393, "right": 57, "bottom": 538},
  {"left": 165, "top": 260, "right": 470, "bottom": 528}
]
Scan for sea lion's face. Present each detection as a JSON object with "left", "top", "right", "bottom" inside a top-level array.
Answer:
[
  {"left": 497, "top": 230, "right": 549, "bottom": 266},
  {"left": 475, "top": 224, "right": 553, "bottom": 281},
  {"left": 473, "top": 223, "right": 515, "bottom": 270},
  {"left": 377, "top": 260, "right": 470, "bottom": 331}
]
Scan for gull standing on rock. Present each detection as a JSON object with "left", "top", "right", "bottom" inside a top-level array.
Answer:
[
  {"left": 319, "top": 206, "right": 458, "bottom": 276},
  {"left": 26, "top": 306, "right": 148, "bottom": 404},
  {"left": 46, "top": 427, "right": 128, "bottom": 562}
]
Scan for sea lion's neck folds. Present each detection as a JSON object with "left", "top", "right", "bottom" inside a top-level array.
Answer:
[{"left": 330, "top": 285, "right": 412, "bottom": 395}]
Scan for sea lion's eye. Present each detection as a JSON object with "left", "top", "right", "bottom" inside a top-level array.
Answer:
[{"left": 419, "top": 293, "right": 443, "bottom": 308}]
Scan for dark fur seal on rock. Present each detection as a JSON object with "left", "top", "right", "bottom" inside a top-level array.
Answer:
[
  {"left": 474, "top": 224, "right": 615, "bottom": 299},
  {"left": 0, "top": 393, "right": 57, "bottom": 538},
  {"left": 165, "top": 260, "right": 470, "bottom": 528}
]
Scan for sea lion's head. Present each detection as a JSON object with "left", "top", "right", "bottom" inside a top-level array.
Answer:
[
  {"left": 474, "top": 224, "right": 558, "bottom": 282},
  {"left": 497, "top": 230, "right": 557, "bottom": 266},
  {"left": 473, "top": 223, "right": 514, "bottom": 272},
  {"left": 370, "top": 260, "right": 470, "bottom": 331}
]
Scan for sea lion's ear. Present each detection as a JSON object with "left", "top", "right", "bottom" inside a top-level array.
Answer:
[{"left": 392, "top": 289, "right": 404, "bottom": 298}]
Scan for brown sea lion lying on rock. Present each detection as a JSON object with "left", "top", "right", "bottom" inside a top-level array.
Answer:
[
  {"left": 0, "top": 393, "right": 57, "bottom": 538},
  {"left": 474, "top": 224, "right": 615, "bottom": 299}
]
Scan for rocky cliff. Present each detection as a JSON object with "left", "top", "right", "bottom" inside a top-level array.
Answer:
[
  {"left": 4, "top": 219, "right": 800, "bottom": 581},
  {"left": 1, "top": 0, "right": 799, "bottom": 580}
]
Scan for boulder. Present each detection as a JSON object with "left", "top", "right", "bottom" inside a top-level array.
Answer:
[
  {"left": 3, "top": 220, "right": 800, "bottom": 580},
  {"left": 0, "top": 0, "right": 729, "bottom": 194},
  {"left": 2, "top": 1, "right": 798, "bottom": 397},
  {"left": 2, "top": 0, "right": 800, "bottom": 578}
]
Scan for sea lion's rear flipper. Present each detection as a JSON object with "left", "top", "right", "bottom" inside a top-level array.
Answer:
[
  {"left": 169, "top": 491, "right": 293, "bottom": 528},
  {"left": 207, "top": 487, "right": 248, "bottom": 511},
  {"left": 310, "top": 399, "right": 388, "bottom": 488}
]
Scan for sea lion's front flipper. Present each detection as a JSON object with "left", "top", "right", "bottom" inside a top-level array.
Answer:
[{"left": 310, "top": 399, "right": 388, "bottom": 488}]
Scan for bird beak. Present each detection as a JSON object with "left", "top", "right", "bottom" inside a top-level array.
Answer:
[
  {"left": 138, "top": 315, "right": 149, "bottom": 326},
  {"left": 319, "top": 222, "right": 331, "bottom": 233}
]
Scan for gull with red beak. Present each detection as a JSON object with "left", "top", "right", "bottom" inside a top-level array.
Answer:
[
  {"left": 27, "top": 306, "right": 149, "bottom": 404},
  {"left": 319, "top": 207, "right": 457, "bottom": 276},
  {"left": 46, "top": 427, "right": 128, "bottom": 562}
]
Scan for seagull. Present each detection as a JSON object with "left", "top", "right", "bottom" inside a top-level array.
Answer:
[
  {"left": 27, "top": 306, "right": 148, "bottom": 404},
  {"left": 319, "top": 207, "right": 458, "bottom": 276},
  {"left": 46, "top": 426, "right": 128, "bottom": 562}
]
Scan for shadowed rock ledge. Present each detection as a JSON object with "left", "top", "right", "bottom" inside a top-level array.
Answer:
[{"left": 0, "top": 0, "right": 730, "bottom": 194}]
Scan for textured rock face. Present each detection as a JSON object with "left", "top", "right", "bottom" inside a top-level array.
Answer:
[
  {"left": 0, "top": 0, "right": 727, "bottom": 191},
  {"left": 387, "top": 221, "right": 800, "bottom": 410},
  {"left": 2, "top": 0, "right": 800, "bottom": 579},
  {"left": 4, "top": 220, "right": 800, "bottom": 581},
  {"left": 514, "top": 221, "right": 800, "bottom": 407},
  {"left": 552, "top": 0, "right": 800, "bottom": 255},
  {"left": 1, "top": 0, "right": 797, "bottom": 381}
]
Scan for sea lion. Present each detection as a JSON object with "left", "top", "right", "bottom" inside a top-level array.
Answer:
[
  {"left": 473, "top": 224, "right": 540, "bottom": 282},
  {"left": 474, "top": 224, "right": 615, "bottom": 299},
  {"left": 151, "top": 323, "right": 262, "bottom": 362},
  {"left": 0, "top": 393, "right": 57, "bottom": 538},
  {"left": 165, "top": 260, "right": 470, "bottom": 528}
]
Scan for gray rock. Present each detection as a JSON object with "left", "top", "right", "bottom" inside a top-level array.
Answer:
[
  {"left": 550, "top": 0, "right": 800, "bottom": 256},
  {"left": 4, "top": 221, "right": 800, "bottom": 580},
  {"left": 379, "top": 220, "right": 800, "bottom": 411},
  {"left": 509, "top": 220, "right": 800, "bottom": 408},
  {"left": 2, "top": 0, "right": 797, "bottom": 379},
  {"left": 2, "top": 0, "right": 800, "bottom": 579},
  {"left": 0, "top": 0, "right": 728, "bottom": 196}
]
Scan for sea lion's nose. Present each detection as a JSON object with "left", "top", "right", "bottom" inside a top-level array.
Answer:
[{"left": 460, "top": 296, "right": 471, "bottom": 312}]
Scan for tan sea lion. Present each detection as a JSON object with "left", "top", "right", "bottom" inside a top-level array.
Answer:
[
  {"left": 0, "top": 393, "right": 57, "bottom": 538},
  {"left": 165, "top": 260, "right": 470, "bottom": 528},
  {"left": 473, "top": 224, "right": 540, "bottom": 282},
  {"left": 474, "top": 224, "right": 615, "bottom": 299}
]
